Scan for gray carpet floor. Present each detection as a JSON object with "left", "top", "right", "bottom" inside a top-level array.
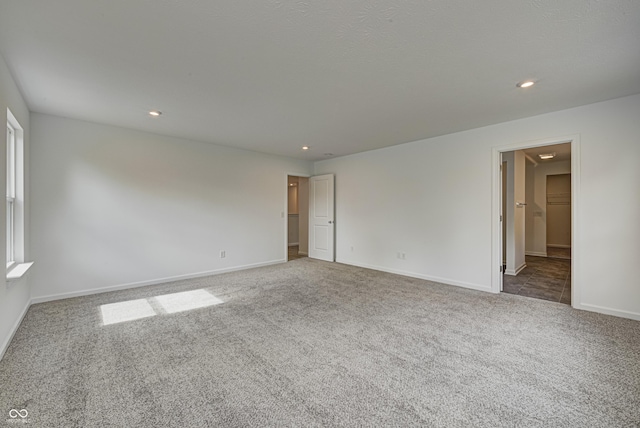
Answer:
[{"left": 1, "top": 259, "right": 639, "bottom": 427}]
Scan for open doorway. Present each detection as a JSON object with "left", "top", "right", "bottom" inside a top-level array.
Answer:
[
  {"left": 495, "top": 139, "right": 576, "bottom": 306},
  {"left": 287, "top": 175, "right": 309, "bottom": 261}
]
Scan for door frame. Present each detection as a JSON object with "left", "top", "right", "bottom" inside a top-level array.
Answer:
[
  {"left": 491, "top": 134, "right": 581, "bottom": 308},
  {"left": 284, "top": 172, "right": 311, "bottom": 261}
]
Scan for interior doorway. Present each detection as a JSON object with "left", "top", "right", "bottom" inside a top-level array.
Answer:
[
  {"left": 493, "top": 138, "right": 577, "bottom": 306},
  {"left": 287, "top": 175, "right": 309, "bottom": 261}
]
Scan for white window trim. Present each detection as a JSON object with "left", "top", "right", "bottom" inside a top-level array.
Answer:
[
  {"left": 7, "top": 261, "right": 33, "bottom": 281},
  {"left": 6, "top": 109, "right": 32, "bottom": 282},
  {"left": 7, "top": 121, "right": 16, "bottom": 265}
]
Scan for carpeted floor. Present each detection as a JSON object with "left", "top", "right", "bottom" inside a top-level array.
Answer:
[{"left": 1, "top": 259, "right": 639, "bottom": 427}]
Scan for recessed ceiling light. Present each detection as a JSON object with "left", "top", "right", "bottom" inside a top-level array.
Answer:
[
  {"left": 516, "top": 80, "right": 535, "bottom": 88},
  {"left": 149, "top": 110, "right": 162, "bottom": 117},
  {"left": 538, "top": 152, "right": 556, "bottom": 160},
  {"left": 302, "top": 146, "right": 310, "bottom": 150}
]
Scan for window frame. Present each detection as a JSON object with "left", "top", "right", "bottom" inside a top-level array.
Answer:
[{"left": 6, "top": 121, "right": 16, "bottom": 267}]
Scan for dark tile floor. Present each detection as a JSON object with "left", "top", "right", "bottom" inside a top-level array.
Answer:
[
  {"left": 547, "top": 246, "right": 571, "bottom": 259},
  {"left": 502, "top": 255, "right": 571, "bottom": 305},
  {"left": 288, "top": 245, "right": 307, "bottom": 261}
]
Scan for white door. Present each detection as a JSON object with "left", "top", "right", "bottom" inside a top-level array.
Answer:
[{"left": 309, "top": 174, "right": 335, "bottom": 261}]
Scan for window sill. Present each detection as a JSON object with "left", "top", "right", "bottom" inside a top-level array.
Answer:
[{"left": 7, "top": 262, "right": 34, "bottom": 281}]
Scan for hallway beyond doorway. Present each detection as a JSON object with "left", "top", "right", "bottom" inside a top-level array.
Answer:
[
  {"left": 288, "top": 245, "right": 307, "bottom": 261},
  {"left": 502, "top": 255, "right": 571, "bottom": 305}
]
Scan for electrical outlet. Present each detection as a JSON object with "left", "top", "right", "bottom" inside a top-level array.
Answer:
[{"left": 220, "top": 251, "right": 226, "bottom": 258}]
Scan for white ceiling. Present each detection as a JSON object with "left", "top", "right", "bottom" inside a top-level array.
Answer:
[
  {"left": 523, "top": 142, "right": 571, "bottom": 163},
  {"left": 1, "top": 1, "right": 639, "bottom": 161}
]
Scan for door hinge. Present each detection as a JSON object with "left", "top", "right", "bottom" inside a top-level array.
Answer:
[{"left": 500, "top": 215, "right": 502, "bottom": 222}]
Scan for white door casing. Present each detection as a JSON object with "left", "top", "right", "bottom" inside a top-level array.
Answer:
[
  {"left": 491, "top": 135, "right": 580, "bottom": 309},
  {"left": 309, "top": 174, "right": 335, "bottom": 261}
]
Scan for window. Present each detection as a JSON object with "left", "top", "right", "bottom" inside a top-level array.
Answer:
[
  {"left": 6, "top": 121, "right": 16, "bottom": 265},
  {"left": 5, "top": 108, "right": 28, "bottom": 279}
]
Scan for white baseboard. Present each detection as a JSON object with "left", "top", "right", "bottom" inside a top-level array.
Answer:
[
  {"left": 0, "top": 299, "right": 31, "bottom": 361},
  {"left": 574, "top": 302, "right": 640, "bottom": 321},
  {"left": 547, "top": 244, "right": 571, "bottom": 248},
  {"left": 298, "top": 251, "right": 308, "bottom": 256},
  {"left": 288, "top": 243, "right": 299, "bottom": 247},
  {"left": 337, "top": 259, "right": 492, "bottom": 293},
  {"left": 336, "top": 262, "right": 638, "bottom": 322},
  {"left": 31, "top": 259, "right": 286, "bottom": 304},
  {"left": 526, "top": 251, "right": 547, "bottom": 257},
  {"left": 505, "top": 262, "right": 527, "bottom": 276}
]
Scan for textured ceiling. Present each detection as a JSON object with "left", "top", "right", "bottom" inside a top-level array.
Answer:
[{"left": 0, "top": 1, "right": 639, "bottom": 160}]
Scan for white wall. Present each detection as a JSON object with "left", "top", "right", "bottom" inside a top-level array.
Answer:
[
  {"left": 525, "top": 160, "right": 572, "bottom": 255},
  {"left": 30, "top": 114, "right": 312, "bottom": 301},
  {"left": 298, "top": 177, "right": 309, "bottom": 254},
  {"left": 525, "top": 159, "right": 538, "bottom": 255},
  {"left": 504, "top": 152, "right": 515, "bottom": 270},
  {"left": 513, "top": 151, "right": 526, "bottom": 272},
  {"left": 315, "top": 94, "right": 640, "bottom": 320},
  {"left": 504, "top": 151, "right": 526, "bottom": 275},
  {"left": 0, "top": 54, "right": 31, "bottom": 358}
]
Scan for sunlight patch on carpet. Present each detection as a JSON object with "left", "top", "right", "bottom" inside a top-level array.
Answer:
[
  {"left": 100, "top": 289, "right": 223, "bottom": 326},
  {"left": 154, "top": 289, "right": 223, "bottom": 314},
  {"left": 100, "top": 299, "right": 156, "bottom": 325}
]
